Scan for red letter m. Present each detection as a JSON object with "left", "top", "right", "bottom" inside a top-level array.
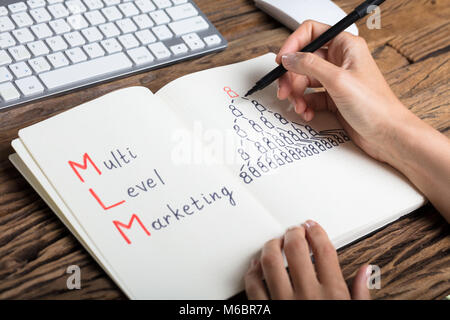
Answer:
[
  {"left": 113, "top": 214, "right": 151, "bottom": 244},
  {"left": 68, "top": 153, "right": 102, "bottom": 183}
]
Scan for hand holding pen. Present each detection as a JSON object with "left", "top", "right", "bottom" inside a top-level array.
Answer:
[{"left": 244, "top": 17, "right": 450, "bottom": 301}]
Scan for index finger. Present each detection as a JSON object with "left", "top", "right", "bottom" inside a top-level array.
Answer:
[{"left": 276, "top": 20, "right": 332, "bottom": 64}]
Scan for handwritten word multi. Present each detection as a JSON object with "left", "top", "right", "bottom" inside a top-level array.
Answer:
[{"left": 223, "top": 87, "right": 350, "bottom": 184}]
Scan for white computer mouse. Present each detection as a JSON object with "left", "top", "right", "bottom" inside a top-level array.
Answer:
[{"left": 255, "top": 0, "right": 359, "bottom": 36}]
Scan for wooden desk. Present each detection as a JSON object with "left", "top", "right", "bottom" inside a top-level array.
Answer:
[{"left": 0, "top": 0, "right": 448, "bottom": 299}]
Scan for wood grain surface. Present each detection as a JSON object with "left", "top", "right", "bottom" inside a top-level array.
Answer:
[{"left": 0, "top": 0, "right": 449, "bottom": 300}]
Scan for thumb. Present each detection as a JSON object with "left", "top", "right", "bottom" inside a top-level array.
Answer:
[
  {"left": 281, "top": 52, "right": 343, "bottom": 91},
  {"left": 351, "top": 264, "right": 372, "bottom": 300}
]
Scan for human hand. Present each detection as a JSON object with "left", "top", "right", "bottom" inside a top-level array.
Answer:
[
  {"left": 276, "top": 20, "right": 416, "bottom": 163},
  {"left": 244, "top": 220, "right": 372, "bottom": 300}
]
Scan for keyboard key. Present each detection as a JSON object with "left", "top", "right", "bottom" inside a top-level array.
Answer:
[
  {"left": 127, "top": 46, "right": 154, "bottom": 65},
  {"left": 149, "top": 10, "right": 170, "bottom": 25},
  {"left": 31, "top": 23, "right": 53, "bottom": 39},
  {"left": 12, "top": 12, "right": 34, "bottom": 27},
  {"left": 29, "top": 56, "right": 51, "bottom": 73},
  {"left": 29, "top": 7, "right": 52, "bottom": 23},
  {"left": 0, "top": 50, "right": 12, "bottom": 65},
  {"left": 82, "top": 26, "right": 103, "bottom": 42},
  {"left": 49, "top": 19, "right": 71, "bottom": 34},
  {"left": 27, "top": 40, "right": 50, "bottom": 56},
  {"left": 148, "top": 42, "right": 171, "bottom": 59},
  {"left": 8, "top": 2, "right": 28, "bottom": 13},
  {"left": 0, "top": 82, "right": 20, "bottom": 101},
  {"left": 182, "top": 32, "right": 200, "bottom": 42},
  {"left": 67, "top": 14, "right": 89, "bottom": 30},
  {"left": 166, "top": 3, "right": 198, "bottom": 21},
  {"left": 133, "top": 14, "right": 154, "bottom": 29},
  {"left": 169, "top": 16, "right": 208, "bottom": 36},
  {"left": 0, "top": 32, "right": 16, "bottom": 49},
  {"left": 118, "top": 3, "right": 139, "bottom": 17},
  {"left": 103, "top": 0, "right": 120, "bottom": 5},
  {"left": 0, "top": 7, "right": 7, "bottom": 16},
  {"left": 204, "top": 34, "right": 222, "bottom": 46},
  {"left": 182, "top": 32, "right": 205, "bottom": 50},
  {"left": 172, "top": 0, "right": 188, "bottom": 4},
  {"left": 46, "top": 35, "right": 68, "bottom": 51},
  {"left": 16, "top": 76, "right": 45, "bottom": 95},
  {"left": 135, "top": 0, "right": 156, "bottom": 13},
  {"left": 39, "top": 52, "right": 132, "bottom": 89},
  {"left": 0, "top": 17, "right": 15, "bottom": 32},
  {"left": 83, "top": 0, "right": 104, "bottom": 10},
  {"left": 0, "top": 66, "right": 13, "bottom": 82},
  {"left": 84, "top": 10, "right": 106, "bottom": 25},
  {"left": 101, "top": 38, "right": 122, "bottom": 54},
  {"left": 153, "top": 0, "right": 172, "bottom": 9},
  {"left": 116, "top": 18, "right": 138, "bottom": 34},
  {"left": 99, "top": 22, "right": 120, "bottom": 38},
  {"left": 66, "top": 47, "right": 87, "bottom": 63},
  {"left": 66, "top": 0, "right": 87, "bottom": 14},
  {"left": 64, "top": 31, "right": 86, "bottom": 47},
  {"left": 47, "top": 51, "right": 69, "bottom": 68},
  {"left": 102, "top": 6, "right": 123, "bottom": 21},
  {"left": 27, "top": 0, "right": 46, "bottom": 9},
  {"left": 135, "top": 29, "right": 156, "bottom": 45},
  {"left": 10, "top": 61, "right": 32, "bottom": 78},
  {"left": 48, "top": 3, "right": 70, "bottom": 19},
  {"left": 118, "top": 34, "right": 139, "bottom": 49},
  {"left": 83, "top": 42, "right": 105, "bottom": 58},
  {"left": 170, "top": 43, "right": 188, "bottom": 55},
  {"left": 186, "top": 39, "right": 204, "bottom": 50},
  {"left": 9, "top": 45, "right": 31, "bottom": 61},
  {"left": 13, "top": 28, "right": 35, "bottom": 43},
  {"left": 152, "top": 25, "right": 172, "bottom": 40}
]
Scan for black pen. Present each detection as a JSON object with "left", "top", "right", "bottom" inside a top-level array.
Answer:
[{"left": 245, "top": 0, "right": 386, "bottom": 97}]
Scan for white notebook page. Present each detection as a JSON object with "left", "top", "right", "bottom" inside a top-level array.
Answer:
[
  {"left": 16, "top": 87, "right": 282, "bottom": 299},
  {"left": 157, "top": 53, "right": 426, "bottom": 247}
]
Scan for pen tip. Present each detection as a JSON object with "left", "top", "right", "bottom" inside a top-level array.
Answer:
[{"left": 245, "top": 87, "right": 256, "bottom": 97}]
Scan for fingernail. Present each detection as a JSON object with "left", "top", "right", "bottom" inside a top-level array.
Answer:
[
  {"left": 281, "top": 53, "right": 297, "bottom": 67},
  {"left": 303, "top": 220, "right": 316, "bottom": 229}
]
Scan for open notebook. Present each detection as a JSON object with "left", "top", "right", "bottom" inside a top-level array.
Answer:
[{"left": 9, "top": 53, "right": 425, "bottom": 299}]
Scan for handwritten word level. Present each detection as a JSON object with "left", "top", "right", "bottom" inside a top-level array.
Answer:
[{"left": 127, "top": 169, "right": 165, "bottom": 198}]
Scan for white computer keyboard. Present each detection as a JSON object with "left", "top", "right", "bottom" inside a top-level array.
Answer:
[{"left": 0, "top": 0, "right": 227, "bottom": 111}]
